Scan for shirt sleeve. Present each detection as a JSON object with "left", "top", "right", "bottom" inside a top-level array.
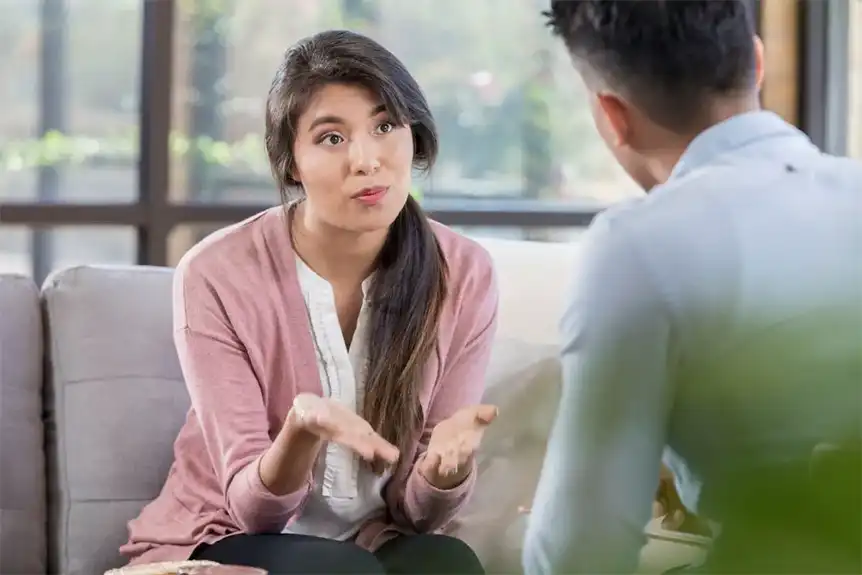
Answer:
[
  {"left": 173, "top": 263, "right": 311, "bottom": 533},
  {"left": 386, "top": 249, "right": 499, "bottom": 533},
  {"left": 522, "top": 213, "right": 675, "bottom": 574}
]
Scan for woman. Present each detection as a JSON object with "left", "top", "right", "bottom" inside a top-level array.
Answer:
[{"left": 121, "top": 30, "right": 499, "bottom": 574}]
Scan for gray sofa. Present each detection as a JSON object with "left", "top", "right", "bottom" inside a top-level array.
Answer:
[
  {"left": 0, "top": 240, "right": 704, "bottom": 575},
  {"left": 1, "top": 267, "right": 191, "bottom": 575}
]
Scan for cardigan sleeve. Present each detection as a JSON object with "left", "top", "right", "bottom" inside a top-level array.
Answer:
[{"left": 173, "top": 262, "right": 312, "bottom": 533}]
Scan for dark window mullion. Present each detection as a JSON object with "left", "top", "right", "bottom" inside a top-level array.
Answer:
[{"left": 138, "top": 0, "right": 175, "bottom": 266}]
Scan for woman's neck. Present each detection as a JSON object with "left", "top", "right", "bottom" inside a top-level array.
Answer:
[{"left": 290, "top": 201, "right": 387, "bottom": 286}]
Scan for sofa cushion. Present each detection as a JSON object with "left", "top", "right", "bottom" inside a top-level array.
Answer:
[
  {"left": 0, "top": 274, "right": 46, "bottom": 574},
  {"left": 42, "top": 266, "right": 188, "bottom": 575},
  {"left": 476, "top": 237, "right": 582, "bottom": 346}
]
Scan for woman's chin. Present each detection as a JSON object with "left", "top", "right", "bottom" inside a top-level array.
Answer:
[{"left": 345, "top": 196, "right": 407, "bottom": 232}]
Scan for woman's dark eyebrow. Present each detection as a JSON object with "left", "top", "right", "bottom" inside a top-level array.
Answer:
[{"left": 307, "top": 104, "right": 388, "bottom": 132}]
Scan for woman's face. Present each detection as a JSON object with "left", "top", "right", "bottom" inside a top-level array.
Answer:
[{"left": 291, "top": 82, "right": 415, "bottom": 233}]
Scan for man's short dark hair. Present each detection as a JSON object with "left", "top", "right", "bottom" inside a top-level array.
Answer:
[{"left": 545, "top": 0, "right": 757, "bottom": 130}]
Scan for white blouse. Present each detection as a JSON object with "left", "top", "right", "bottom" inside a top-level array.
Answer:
[{"left": 282, "top": 256, "right": 392, "bottom": 540}]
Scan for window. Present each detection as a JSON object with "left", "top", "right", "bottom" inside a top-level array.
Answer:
[
  {"left": 7, "top": 0, "right": 787, "bottom": 280},
  {"left": 0, "top": 0, "right": 142, "bottom": 279},
  {"left": 849, "top": 0, "right": 862, "bottom": 157}
]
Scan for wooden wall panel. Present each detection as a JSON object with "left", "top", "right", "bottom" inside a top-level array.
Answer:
[{"left": 759, "top": 0, "right": 801, "bottom": 126}]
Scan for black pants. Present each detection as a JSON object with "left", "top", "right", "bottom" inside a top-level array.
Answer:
[{"left": 190, "top": 533, "right": 485, "bottom": 575}]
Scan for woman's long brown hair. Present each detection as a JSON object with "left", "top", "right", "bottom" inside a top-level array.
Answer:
[{"left": 264, "top": 30, "right": 447, "bottom": 455}]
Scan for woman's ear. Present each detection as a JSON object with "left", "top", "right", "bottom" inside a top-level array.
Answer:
[{"left": 288, "top": 161, "right": 301, "bottom": 186}]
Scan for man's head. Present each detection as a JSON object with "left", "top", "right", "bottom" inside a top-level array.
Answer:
[{"left": 545, "top": 0, "right": 764, "bottom": 189}]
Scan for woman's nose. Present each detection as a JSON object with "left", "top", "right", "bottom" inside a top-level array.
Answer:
[{"left": 349, "top": 136, "right": 381, "bottom": 175}]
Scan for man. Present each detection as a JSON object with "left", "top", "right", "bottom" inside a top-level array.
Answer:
[{"left": 523, "top": 1, "right": 862, "bottom": 573}]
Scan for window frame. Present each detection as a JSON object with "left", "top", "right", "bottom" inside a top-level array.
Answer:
[{"left": 799, "top": 0, "right": 851, "bottom": 155}]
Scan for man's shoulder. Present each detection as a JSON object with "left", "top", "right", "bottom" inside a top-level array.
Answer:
[{"left": 581, "top": 172, "right": 740, "bottom": 293}]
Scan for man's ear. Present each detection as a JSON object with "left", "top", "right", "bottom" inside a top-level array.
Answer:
[
  {"left": 752, "top": 34, "right": 765, "bottom": 91},
  {"left": 596, "top": 91, "right": 633, "bottom": 148}
]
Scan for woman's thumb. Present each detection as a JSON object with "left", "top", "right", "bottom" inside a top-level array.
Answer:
[{"left": 474, "top": 404, "right": 498, "bottom": 424}]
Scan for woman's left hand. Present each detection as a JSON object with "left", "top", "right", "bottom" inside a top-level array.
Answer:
[{"left": 418, "top": 404, "right": 498, "bottom": 490}]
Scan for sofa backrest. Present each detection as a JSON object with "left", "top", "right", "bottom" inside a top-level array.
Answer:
[
  {"left": 42, "top": 266, "right": 187, "bottom": 575},
  {"left": 454, "top": 238, "right": 581, "bottom": 569},
  {"left": 0, "top": 274, "right": 46, "bottom": 575},
  {"left": 476, "top": 237, "right": 581, "bottom": 345}
]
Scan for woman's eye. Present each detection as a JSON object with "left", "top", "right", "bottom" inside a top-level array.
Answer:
[
  {"left": 376, "top": 121, "right": 395, "bottom": 134},
  {"left": 321, "top": 134, "right": 343, "bottom": 146}
]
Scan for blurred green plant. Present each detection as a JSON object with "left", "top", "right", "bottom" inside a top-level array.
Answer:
[{"left": 0, "top": 130, "right": 266, "bottom": 172}]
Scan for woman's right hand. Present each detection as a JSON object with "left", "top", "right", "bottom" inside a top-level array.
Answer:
[{"left": 288, "top": 393, "right": 400, "bottom": 471}]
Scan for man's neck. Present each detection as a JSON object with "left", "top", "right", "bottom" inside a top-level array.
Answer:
[
  {"left": 647, "top": 97, "right": 761, "bottom": 187},
  {"left": 292, "top": 202, "right": 387, "bottom": 286}
]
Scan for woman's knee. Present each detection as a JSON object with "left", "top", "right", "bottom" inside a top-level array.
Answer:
[
  {"left": 326, "top": 543, "right": 383, "bottom": 574},
  {"left": 416, "top": 534, "right": 478, "bottom": 554},
  {"left": 194, "top": 534, "right": 384, "bottom": 574},
  {"left": 377, "top": 534, "right": 484, "bottom": 574},
  {"left": 284, "top": 539, "right": 383, "bottom": 574},
  {"left": 422, "top": 534, "right": 482, "bottom": 565}
]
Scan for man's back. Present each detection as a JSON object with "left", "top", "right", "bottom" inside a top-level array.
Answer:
[
  {"left": 524, "top": 111, "right": 861, "bottom": 574},
  {"left": 529, "top": 2, "right": 859, "bottom": 573},
  {"left": 624, "top": 111, "right": 861, "bottom": 570}
]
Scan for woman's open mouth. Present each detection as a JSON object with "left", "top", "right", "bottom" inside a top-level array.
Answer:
[{"left": 353, "top": 186, "right": 389, "bottom": 206}]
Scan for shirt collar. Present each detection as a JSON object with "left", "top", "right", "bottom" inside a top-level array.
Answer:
[
  {"left": 295, "top": 255, "right": 374, "bottom": 302},
  {"left": 669, "top": 110, "right": 811, "bottom": 181}
]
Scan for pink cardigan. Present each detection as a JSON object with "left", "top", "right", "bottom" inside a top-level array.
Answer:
[{"left": 121, "top": 206, "right": 499, "bottom": 565}]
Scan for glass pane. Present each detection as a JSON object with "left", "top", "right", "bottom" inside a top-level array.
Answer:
[
  {"left": 168, "top": 224, "right": 228, "bottom": 267},
  {"left": 0, "top": 1, "right": 39, "bottom": 205},
  {"left": 0, "top": 226, "right": 137, "bottom": 280},
  {"left": 168, "top": 0, "right": 638, "bottom": 206},
  {"left": 849, "top": 0, "right": 862, "bottom": 158},
  {"left": 0, "top": 227, "right": 32, "bottom": 276},
  {"left": 0, "top": 0, "right": 141, "bottom": 204},
  {"left": 51, "top": 226, "right": 137, "bottom": 270}
]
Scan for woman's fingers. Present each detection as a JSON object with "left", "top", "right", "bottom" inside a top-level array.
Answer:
[
  {"left": 333, "top": 427, "right": 375, "bottom": 460},
  {"left": 473, "top": 404, "right": 499, "bottom": 425},
  {"left": 434, "top": 431, "right": 483, "bottom": 475},
  {"left": 439, "top": 444, "right": 461, "bottom": 475},
  {"left": 296, "top": 398, "right": 400, "bottom": 469},
  {"left": 423, "top": 450, "right": 442, "bottom": 471},
  {"left": 368, "top": 433, "right": 400, "bottom": 465},
  {"left": 332, "top": 425, "right": 399, "bottom": 467}
]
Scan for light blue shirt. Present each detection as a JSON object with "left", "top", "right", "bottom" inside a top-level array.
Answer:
[{"left": 522, "top": 111, "right": 862, "bottom": 574}]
